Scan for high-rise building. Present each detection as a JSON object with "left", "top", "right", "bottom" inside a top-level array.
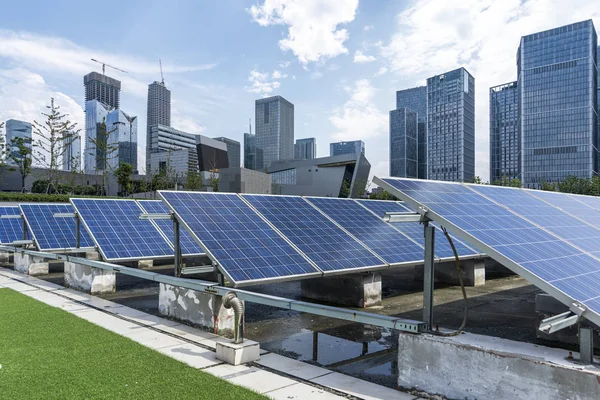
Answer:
[
  {"left": 62, "top": 134, "right": 82, "bottom": 171},
  {"left": 255, "top": 95, "right": 294, "bottom": 170},
  {"left": 294, "top": 138, "right": 316, "bottom": 160},
  {"left": 244, "top": 132, "right": 257, "bottom": 170},
  {"left": 146, "top": 81, "right": 171, "bottom": 173},
  {"left": 106, "top": 109, "right": 138, "bottom": 172},
  {"left": 84, "top": 100, "right": 112, "bottom": 173},
  {"left": 5, "top": 119, "right": 32, "bottom": 166},
  {"left": 213, "top": 137, "right": 241, "bottom": 168},
  {"left": 83, "top": 72, "right": 121, "bottom": 109},
  {"left": 396, "top": 86, "right": 427, "bottom": 179},
  {"left": 427, "top": 67, "right": 475, "bottom": 182},
  {"left": 389, "top": 108, "right": 418, "bottom": 178},
  {"left": 518, "top": 20, "right": 598, "bottom": 188},
  {"left": 489, "top": 82, "right": 519, "bottom": 183},
  {"left": 147, "top": 125, "right": 197, "bottom": 174},
  {"left": 330, "top": 140, "right": 365, "bottom": 157}
]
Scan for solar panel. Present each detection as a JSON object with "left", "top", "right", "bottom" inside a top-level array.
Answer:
[
  {"left": 376, "top": 177, "right": 600, "bottom": 327},
  {"left": 356, "top": 199, "right": 479, "bottom": 259},
  {"left": 305, "top": 197, "right": 425, "bottom": 265},
  {"left": 20, "top": 204, "right": 95, "bottom": 251},
  {"left": 71, "top": 199, "right": 174, "bottom": 261},
  {"left": 159, "top": 191, "right": 321, "bottom": 286},
  {"left": 0, "top": 206, "right": 28, "bottom": 244},
  {"left": 137, "top": 200, "right": 204, "bottom": 256},
  {"left": 242, "top": 195, "right": 386, "bottom": 273}
]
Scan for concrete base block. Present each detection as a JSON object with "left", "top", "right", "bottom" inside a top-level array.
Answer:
[
  {"left": 14, "top": 253, "right": 49, "bottom": 276},
  {"left": 415, "top": 259, "right": 485, "bottom": 286},
  {"left": 138, "top": 259, "right": 153, "bottom": 268},
  {"left": 216, "top": 340, "right": 260, "bottom": 365},
  {"left": 64, "top": 261, "right": 116, "bottom": 294},
  {"left": 301, "top": 273, "right": 382, "bottom": 308},
  {"left": 158, "top": 283, "right": 239, "bottom": 336},
  {"left": 398, "top": 331, "right": 600, "bottom": 400},
  {"left": 0, "top": 251, "right": 11, "bottom": 265},
  {"left": 85, "top": 251, "right": 100, "bottom": 261}
]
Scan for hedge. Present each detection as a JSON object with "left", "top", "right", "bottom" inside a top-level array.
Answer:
[{"left": 0, "top": 192, "right": 120, "bottom": 203}]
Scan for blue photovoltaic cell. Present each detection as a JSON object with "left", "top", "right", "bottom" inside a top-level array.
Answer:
[
  {"left": 71, "top": 199, "right": 174, "bottom": 261},
  {"left": 356, "top": 199, "right": 478, "bottom": 259},
  {"left": 0, "top": 207, "right": 28, "bottom": 244},
  {"left": 159, "top": 191, "right": 320, "bottom": 284},
  {"left": 305, "top": 197, "right": 424, "bottom": 265},
  {"left": 137, "top": 200, "right": 204, "bottom": 256},
  {"left": 20, "top": 204, "right": 94, "bottom": 251},
  {"left": 379, "top": 177, "right": 600, "bottom": 323},
  {"left": 525, "top": 190, "right": 600, "bottom": 227},
  {"left": 243, "top": 195, "right": 385, "bottom": 272}
]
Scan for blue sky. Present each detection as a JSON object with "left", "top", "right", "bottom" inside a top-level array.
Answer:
[{"left": 1, "top": 0, "right": 599, "bottom": 182}]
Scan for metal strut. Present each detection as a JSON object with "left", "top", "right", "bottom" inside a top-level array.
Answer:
[
  {"left": 173, "top": 216, "right": 182, "bottom": 277},
  {"left": 423, "top": 222, "right": 435, "bottom": 330}
]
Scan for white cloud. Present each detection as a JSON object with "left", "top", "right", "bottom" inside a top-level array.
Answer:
[
  {"left": 379, "top": 0, "right": 600, "bottom": 181},
  {"left": 329, "top": 79, "right": 387, "bottom": 141},
  {"left": 244, "top": 69, "right": 283, "bottom": 96},
  {"left": 271, "top": 70, "right": 288, "bottom": 79},
  {"left": 278, "top": 61, "right": 291, "bottom": 69},
  {"left": 353, "top": 50, "right": 377, "bottom": 63},
  {"left": 364, "top": 25, "right": 374, "bottom": 32},
  {"left": 248, "top": 0, "right": 359, "bottom": 64},
  {"left": 374, "top": 66, "right": 388, "bottom": 77}
]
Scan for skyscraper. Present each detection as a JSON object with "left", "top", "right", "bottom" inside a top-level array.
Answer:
[
  {"left": 294, "top": 138, "right": 316, "bottom": 160},
  {"left": 5, "top": 119, "right": 32, "bottom": 166},
  {"left": 427, "top": 67, "right": 475, "bottom": 182},
  {"left": 518, "top": 20, "right": 598, "bottom": 187},
  {"left": 330, "top": 140, "right": 365, "bottom": 156},
  {"left": 146, "top": 81, "right": 171, "bottom": 173},
  {"left": 255, "top": 95, "right": 294, "bottom": 170},
  {"left": 244, "top": 132, "right": 257, "bottom": 170},
  {"left": 489, "top": 82, "right": 519, "bottom": 183},
  {"left": 84, "top": 100, "right": 112, "bottom": 173},
  {"left": 106, "top": 109, "right": 138, "bottom": 172},
  {"left": 396, "top": 86, "right": 427, "bottom": 179},
  {"left": 62, "top": 134, "right": 82, "bottom": 171},
  {"left": 389, "top": 108, "right": 418, "bottom": 178},
  {"left": 213, "top": 137, "right": 241, "bottom": 168},
  {"left": 83, "top": 72, "right": 121, "bottom": 109}
]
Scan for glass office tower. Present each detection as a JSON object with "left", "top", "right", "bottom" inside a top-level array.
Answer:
[
  {"left": 255, "top": 95, "right": 294, "bottom": 170},
  {"left": 426, "top": 67, "right": 475, "bottom": 182},
  {"left": 294, "top": 138, "right": 316, "bottom": 160},
  {"left": 214, "top": 137, "right": 241, "bottom": 168},
  {"left": 5, "top": 119, "right": 32, "bottom": 166},
  {"left": 489, "top": 81, "right": 520, "bottom": 183},
  {"left": 518, "top": 20, "right": 598, "bottom": 188},
  {"left": 146, "top": 81, "right": 171, "bottom": 174},
  {"left": 330, "top": 140, "right": 365, "bottom": 156},
  {"left": 106, "top": 109, "right": 138, "bottom": 172},
  {"left": 389, "top": 108, "right": 418, "bottom": 178},
  {"left": 244, "top": 132, "right": 257, "bottom": 170},
  {"left": 396, "top": 86, "right": 427, "bottom": 179}
]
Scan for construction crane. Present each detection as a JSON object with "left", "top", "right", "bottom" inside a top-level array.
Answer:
[
  {"left": 159, "top": 59, "right": 164, "bottom": 84},
  {"left": 90, "top": 58, "right": 127, "bottom": 75}
]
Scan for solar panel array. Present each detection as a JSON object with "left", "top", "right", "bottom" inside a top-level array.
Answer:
[
  {"left": 137, "top": 200, "right": 204, "bottom": 256},
  {"left": 0, "top": 206, "right": 27, "bottom": 245},
  {"left": 242, "top": 195, "right": 385, "bottom": 272},
  {"left": 159, "top": 192, "right": 321, "bottom": 285},
  {"left": 20, "top": 204, "right": 95, "bottom": 251},
  {"left": 376, "top": 177, "right": 600, "bottom": 327},
  {"left": 71, "top": 199, "right": 174, "bottom": 261}
]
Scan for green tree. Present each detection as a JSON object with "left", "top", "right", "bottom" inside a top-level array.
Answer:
[
  {"left": 369, "top": 189, "right": 398, "bottom": 200},
  {"left": 114, "top": 162, "right": 133, "bottom": 197},
  {"left": 539, "top": 179, "right": 557, "bottom": 192},
  {"left": 209, "top": 170, "right": 219, "bottom": 192},
  {"left": 508, "top": 178, "right": 522, "bottom": 188},
  {"left": 8, "top": 136, "right": 34, "bottom": 192},
  {"left": 558, "top": 175, "right": 593, "bottom": 195},
  {"left": 471, "top": 176, "right": 483, "bottom": 184},
  {"left": 185, "top": 171, "right": 203, "bottom": 191},
  {"left": 338, "top": 179, "right": 351, "bottom": 198}
]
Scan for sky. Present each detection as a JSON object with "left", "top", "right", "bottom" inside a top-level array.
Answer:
[{"left": 1, "top": 0, "right": 599, "bottom": 183}]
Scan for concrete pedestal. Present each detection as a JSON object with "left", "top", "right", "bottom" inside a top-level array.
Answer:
[
  {"left": 158, "top": 283, "right": 240, "bottom": 336},
  {"left": 216, "top": 340, "right": 260, "bottom": 365},
  {"left": 85, "top": 251, "right": 100, "bottom": 261},
  {"left": 397, "top": 331, "right": 600, "bottom": 399},
  {"left": 301, "top": 273, "right": 382, "bottom": 307},
  {"left": 64, "top": 262, "right": 116, "bottom": 294},
  {"left": 138, "top": 259, "right": 153, "bottom": 268},
  {"left": 14, "top": 253, "right": 49, "bottom": 276},
  {"left": 0, "top": 251, "right": 11, "bottom": 265},
  {"left": 415, "top": 259, "right": 485, "bottom": 286}
]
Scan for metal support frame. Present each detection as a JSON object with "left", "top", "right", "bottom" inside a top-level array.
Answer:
[
  {"left": 579, "top": 326, "right": 594, "bottom": 364},
  {"left": 22, "top": 217, "right": 27, "bottom": 241},
  {"left": 423, "top": 223, "right": 435, "bottom": 330},
  {"left": 539, "top": 311, "right": 580, "bottom": 334},
  {"left": 173, "top": 217, "right": 182, "bottom": 277},
  {"left": 75, "top": 214, "right": 81, "bottom": 249},
  {"left": 383, "top": 212, "right": 425, "bottom": 223}
]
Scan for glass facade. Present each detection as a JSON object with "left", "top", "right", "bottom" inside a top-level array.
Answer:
[
  {"left": 255, "top": 95, "right": 294, "bottom": 170},
  {"left": 213, "top": 137, "right": 241, "bottom": 168},
  {"left": 83, "top": 72, "right": 121, "bottom": 109},
  {"left": 294, "top": 137, "right": 316, "bottom": 160},
  {"left": 489, "top": 82, "right": 520, "bottom": 183},
  {"left": 84, "top": 100, "right": 111, "bottom": 173},
  {"left": 106, "top": 109, "right": 138, "bottom": 173},
  {"left": 244, "top": 132, "right": 256, "bottom": 170},
  {"left": 426, "top": 67, "right": 475, "bottom": 182},
  {"left": 518, "top": 20, "right": 598, "bottom": 188},
  {"left": 62, "top": 134, "right": 82, "bottom": 171},
  {"left": 396, "top": 86, "right": 427, "bottom": 178},
  {"left": 271, "top": 168, "right": 297, "bottom": 185},
  {"left": 329, "top": 140, "right": 365, "bottom": 156},
  {"left": 146, "top": 81, "right": 171, "bottom": 173},
  {"left": 5, "top": 119, "right": 32, "bottom": 166},
  {"left": 389, "top": 108, "right": 418, "bottom": 178}
]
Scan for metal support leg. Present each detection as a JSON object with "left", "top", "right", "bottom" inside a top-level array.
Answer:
[
  {"left": 579, "top": 326, "right": 594, "bottom": 364},
  {"left": 75, "top": 214, "right": 81, "bottom": 248},
  {"left": 22, "top": 217, "right": 27, "bottom": 241},
  {"left": 173, "top": 217, "right": 182, "bottom": 277},
  {"left": 423, "top": 224, "right": 435, "bottom": 330}
]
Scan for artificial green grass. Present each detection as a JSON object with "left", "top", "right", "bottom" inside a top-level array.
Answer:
[{"left": 0, "top": 288, "right": 266, "bottom": 399}]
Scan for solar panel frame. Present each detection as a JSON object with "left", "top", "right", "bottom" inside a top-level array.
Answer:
[
  {"left": 158, "top": 191, "right": 322, "bottom": 287},
  {"left": 374, "top": 176, "right": 600, "bottom": 328},
  {"left": 0, "top": 206, "right": 28, "bottom": 245},
  {"left": 241, "top": 194, "right": 388, "bottom": 275},
  {"left": 136, "top": 200, "right": 205, "bottom": 257},
  {"left": 71, "top": 198, "right": 175, "bottom": 262},
  {"left": 19, "top": 203, "right": 95, "bottom": 251}
]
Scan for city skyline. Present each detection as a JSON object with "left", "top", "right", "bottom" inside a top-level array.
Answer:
[{"left": 0, "top": 1, "right": 599, "bottom": 182}]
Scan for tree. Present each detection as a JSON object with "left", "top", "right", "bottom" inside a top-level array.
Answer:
[
  {"left": 185, "top": 171, "right": 203, "bottom": 191},
  {"left": 8, "top": 136, "right": 33, "bottom": 192},
  {"left": 338, "top": 179, "right": 350, "bottom": 198},
  {"left": 114, "top": 162, "right": 133, "bottom": 197},
  {"left": 33, "top": 98, "right": 80, "bottom": 193},
  {"left": 471, "top": 176, "right": 483, "bottom": 184},
  {"left": 369, "top": 189, "right": 398, "bottom": 200},
  {"left": 88, "top": 117, "right": 119, "bottom": 195},
  {"left": 209, "top": 170, "right": 219, "bottom": 192},
  {"left": 492, "top": 175, "right": 521, "bottom": 188},
  {"left": 508, "top": 178, "right": 522, "bottom": 188},
  {"left": 0, "top": 122, "right": 6, "bottom": 171},
  {"left": 539, "top": 179, "right": 557, "bottom": 192}
]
